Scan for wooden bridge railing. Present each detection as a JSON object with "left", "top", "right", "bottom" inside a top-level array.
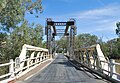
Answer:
[
  {"left": 0, "top": 44, "right": 51, "bottom": 83},
  {"left": 73, "top": 44, "right": 120, "bottom": 82}
]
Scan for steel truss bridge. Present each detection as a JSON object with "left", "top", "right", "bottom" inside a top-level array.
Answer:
[
  {"left": 45, "top": 18, "right": 77, "bottom": 58},
  {"left": 0, "top": 19, "right": 120, "bottom": 83}
]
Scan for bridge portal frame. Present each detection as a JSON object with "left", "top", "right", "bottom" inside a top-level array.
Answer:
[{"left": 45, "top": 18, "right": 77, "bottom": 58}]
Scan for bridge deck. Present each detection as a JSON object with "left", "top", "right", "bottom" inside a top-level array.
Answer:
[{"left": 23, "top": 54, "right": 108, "bottom": 83}]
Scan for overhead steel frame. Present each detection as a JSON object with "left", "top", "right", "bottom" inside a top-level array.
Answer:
[{"left": 45, "top": 18, "right": 76, "bottom": 59}]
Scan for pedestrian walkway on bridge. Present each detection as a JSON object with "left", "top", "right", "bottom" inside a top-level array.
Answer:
[{"left": 20, "top": 54, "right": 108, "bottom": 83}]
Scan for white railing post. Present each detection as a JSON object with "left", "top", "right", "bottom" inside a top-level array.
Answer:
[
  {"left": 45, "top": 52, "right": 47, "bottom": 59},
  {"left": 110, "top": 59, "right": 117, "bottom": 79},
  {"left": 9, "top": 59, "right": 14, "bottom": 77},
  {"left": 27, "top": 58, "right": 30, "bottom": 69},
  {"left": 44, "top": 52, "right": 46, "bottom": 60},
  {"left": 110, "top": 59, "right": 114, "bottom": 77},
  {"left": 40, "top": 52, "right": 43, "bottom": 62}
]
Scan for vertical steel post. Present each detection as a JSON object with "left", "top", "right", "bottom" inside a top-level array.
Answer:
[
  {"left": 46, "top": 18, "right": 53, "bottom": 58},
  {"left": 48, "top": 26, "right": 52, "bottom": 54},
  {"left": 69, "top": 26, "right": 75, "bottom": 59},
  {"left": 52, "top": 35, "right": 55, "bottom": 57},
  {"left": 66, "top": 35, "right": 69, "bottom": 56}
]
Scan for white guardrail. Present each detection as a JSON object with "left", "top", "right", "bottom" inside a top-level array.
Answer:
[
  {"left": 0, "top": 44, "right": 51, "bottom": 83},
  {"left": 74, "top": 44, "right": 120, "bottom": 81}
]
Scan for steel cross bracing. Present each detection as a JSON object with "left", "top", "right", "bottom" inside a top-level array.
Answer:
[{"left": 45, "top": 18, "right": 77, "bottom": 58}]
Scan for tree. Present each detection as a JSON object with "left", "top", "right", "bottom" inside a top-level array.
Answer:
[
  {"left": 75, "top": 33, "right": 98, "bottom": 48},
  {"left": 55, "top": 33, "right": 99, "bottom": 52},
  {"left": 0, "top": 0, "right": 43, "bottom": 75},
  {"left": 0, "top": 0, "right": 43, "bottom": 32},
  {"left": 1, "top": 21, "right": 43, "bottom": 60},
  {"left": 30, "top": 24, "right": 43, "bottom": 47},
  {"left": 106, "top": 38, "right": 120, "bottom": 59},
  {"left": 0, "top": 32, "right": 7, "bottom": 46},
  {"left": 116, "top": 38, "right": 120, "bottom": 55},
  {"left": 54, "top": 36, "right": 68, "bottom": 53},
  {"left": 116, "top": 22, "right": 120, "bottom": 37},
  {"left": 0, "top": 32, "right": 8, "bottom": 61},
  {"left": 42, "top": 41, "right": 46, "bottom": 48}
]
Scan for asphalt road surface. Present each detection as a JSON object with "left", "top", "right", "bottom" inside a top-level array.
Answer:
[{"left": 24, "top": 54, "right": 108, "bottom": 83}]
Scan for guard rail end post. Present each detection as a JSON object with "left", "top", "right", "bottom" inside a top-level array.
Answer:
[
  {"left": 9, "top": 59, "right": 14, "bottom": 78},
  {"left": 110, "top": 59, "right": 113, "bottom": 77}
]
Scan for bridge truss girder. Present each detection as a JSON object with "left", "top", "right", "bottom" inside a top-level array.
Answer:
[{"left": 45, "top": 18, "right": 77, "bottom": 59}]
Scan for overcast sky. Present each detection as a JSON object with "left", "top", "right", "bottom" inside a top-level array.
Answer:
[{"left": 25, "top": 0, "right": 120, "bottom": 41}]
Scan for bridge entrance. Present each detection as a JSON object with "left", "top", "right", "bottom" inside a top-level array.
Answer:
[{"left": 45, "top": 18, "right": 77, "bottom": 58}]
